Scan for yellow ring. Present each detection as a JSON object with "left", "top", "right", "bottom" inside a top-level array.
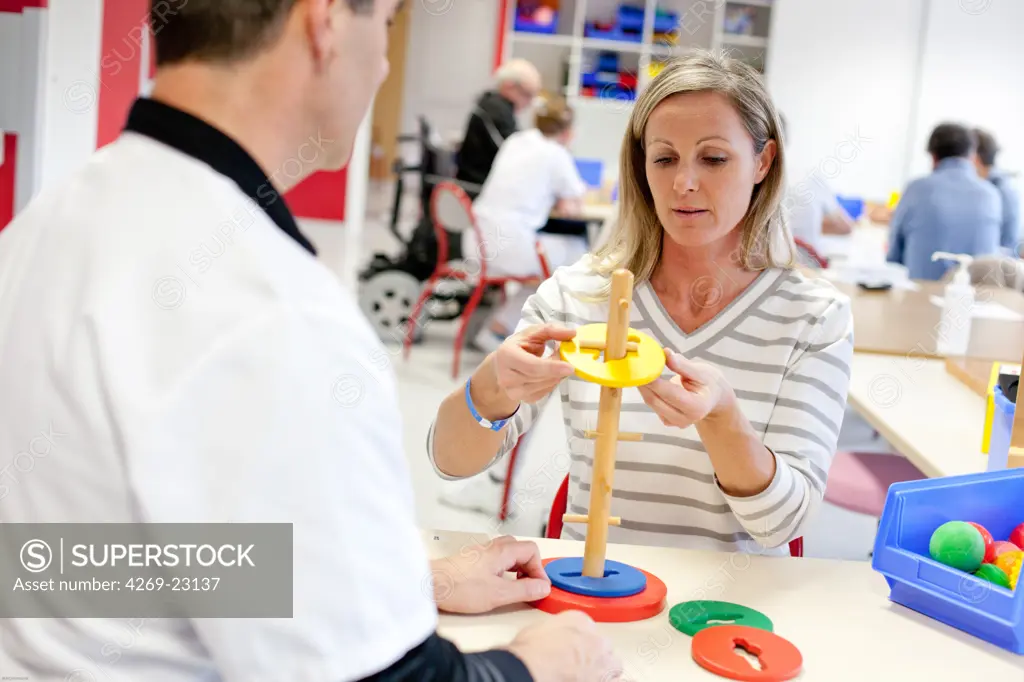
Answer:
[{"left": 559, "top": 324, "right": 666, "bottom": 388}]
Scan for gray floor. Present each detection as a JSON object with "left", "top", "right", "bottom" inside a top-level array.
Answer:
[{"left": 303, "top": 181, "right": 893, "bottom": 563}]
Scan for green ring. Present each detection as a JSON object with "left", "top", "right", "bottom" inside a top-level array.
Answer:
[{"left": 669, "top": 600, "right": 774, "bottom": 636}]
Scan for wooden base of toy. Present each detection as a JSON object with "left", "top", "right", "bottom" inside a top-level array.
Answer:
[{"left": 530, "top": 557, "right": 667, "bottom": 622}]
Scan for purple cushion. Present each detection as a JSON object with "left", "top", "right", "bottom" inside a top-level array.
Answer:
[{"left": 823, "top": 451, "right": 925, "bottom": 517}]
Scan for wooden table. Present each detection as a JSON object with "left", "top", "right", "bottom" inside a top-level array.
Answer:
[
  {"left": 427, "top": 530, "right": 1024, "bottom": 680},
  {"left": 835, "top": 281, "right": 1024, "bottom": 363},
  {"left": 848, "top": 354, "right": 990, "bottom": 478}
]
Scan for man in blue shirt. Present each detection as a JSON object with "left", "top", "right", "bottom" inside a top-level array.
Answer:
[
  {"left": 973, "top": 128, "right": 1021, "bottom": 255},
  {"left": 887, "top": 123, "right": 1002, "bottom": 280}
]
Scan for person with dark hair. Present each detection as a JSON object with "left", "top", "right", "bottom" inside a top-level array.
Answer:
[
  {"left": 887, "top": 122, "right": 1002, "bottom": 280},
  {"left": 973, "top": 128, "right": 1021, "bottom": 253},
  {"left": 0, "top": 2, "right": 619, "bottom": 681}
]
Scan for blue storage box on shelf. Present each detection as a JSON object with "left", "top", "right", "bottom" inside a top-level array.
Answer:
[
  {"left": 584, "top": 24, "right": 642, "bottom": 42},
  {"left": 597, "top": 52, "right": 619, "bottom": 71},
  {"left": 515, "top": 11, "right": 559, "bottom": 34},
  {"left": 580, "top": 72, "right": 621, "bottom": 88},
  {"left": 512, "top": 5, "right": 561, "bottom": 34},
  {"left": 988, "top": 384, "right": 1016, "bottom": 471},
  {"left": 616, "top": 5, "right": 645, "bottom": 31},
  {"left": 871, "top": 467, "right": 1024, "bottom": 654},
  {"left": 652, "top": 9, "right": 679, "bottom": 33}
]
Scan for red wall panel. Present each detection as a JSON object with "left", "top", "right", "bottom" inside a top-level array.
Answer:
[
  {"left": 285, "top": 168, "right": 348, "bottom": 222},
  {"left": 0, "top": 134, "right": 18, "bottom": 231},
  {"left": 93, "top": 0, "right": 347, "bottom": 221},
  {"left": 97, "top": 0, "right": 147, "bottom": 149},
  {"left": 0, "top": 1, "right": 48, "bottom": 11}
]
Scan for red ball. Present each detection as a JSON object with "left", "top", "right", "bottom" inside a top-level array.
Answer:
[
  {"left": 968, "top": 522, "right": 996, "bottom": 564},
  {"left": 1010, "top": 523, "right": 1024, "bottom": 550},
  {"left": 993, "top": 541, "right": 1019, "bottom": 561}
]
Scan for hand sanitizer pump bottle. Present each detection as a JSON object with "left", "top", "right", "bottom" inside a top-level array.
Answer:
[{"left": 932, "top": 252, "right": 975, "bottom": 356}]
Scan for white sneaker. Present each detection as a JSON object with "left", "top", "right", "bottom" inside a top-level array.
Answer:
[
  {"left": 438, "top": 470, "right": 511, "bottom": 519},
  {"left": 470, "top": 328, "right": 507, "bottom": 354}
]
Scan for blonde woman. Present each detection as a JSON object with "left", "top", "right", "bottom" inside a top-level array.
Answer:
[{"left": 429, "top": 52, "right": 854, "bottom": 555}]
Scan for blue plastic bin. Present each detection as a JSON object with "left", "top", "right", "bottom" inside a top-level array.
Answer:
[
  {"left": 584, "top": 24, "right": 642, "bottom": 42},
  {"left": 617, "top": 5, "right": 645, "bottom": 31},
  {"left": 988, "top": 384, "right": 1016, "bottom": 471},
  {"left": 515, "top": 11, "right": 559, "bottom": 34},
  {"left": 871, "top": 468, "right": 1024, "bottom": 654},
  {"left": 580, "top": 72, "right": 621, "bottom": 88},
  {"left": 653, "top": 10, "right": 679, "bottom": 33}
]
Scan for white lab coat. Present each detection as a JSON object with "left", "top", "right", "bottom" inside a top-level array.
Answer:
[{"left": 0, "top": 125, "right": 436, "bottom": 680}]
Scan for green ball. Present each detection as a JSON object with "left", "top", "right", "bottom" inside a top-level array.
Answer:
[
  {"left": 930, "top": 521, "right": 985, "bottom": 572},
  {"left": 975, "top": 563, "right": 1011, "bottom": 589}
]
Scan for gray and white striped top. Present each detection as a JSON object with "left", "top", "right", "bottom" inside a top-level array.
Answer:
[{"left": 436, "top": 257, "right": 854, "bottom": 555}]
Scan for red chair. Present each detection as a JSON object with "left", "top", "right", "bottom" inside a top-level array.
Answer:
[
  {"left": 545, "top": 474, "right": 804, "bottom": 558},
  {"left": 793, "top": 237, "right": 829, "bottom": 269},
  {"left": 403, "top": 181, "right": 551, "bottom": 379}
]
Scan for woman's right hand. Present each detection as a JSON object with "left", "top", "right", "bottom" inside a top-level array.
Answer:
[{"left": 492, "top": 324, "right": 578, "bottom": 404}]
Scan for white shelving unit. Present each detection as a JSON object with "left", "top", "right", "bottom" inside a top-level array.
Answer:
[{"left": 502, "top": 0, "right": 776, "bottom": 175}]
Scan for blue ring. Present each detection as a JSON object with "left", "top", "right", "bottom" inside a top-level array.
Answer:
[{"left": 545, "top": 557, "right": 647, "bottom": 598}]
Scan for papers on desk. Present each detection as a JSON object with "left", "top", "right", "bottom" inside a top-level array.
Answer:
[
  {"left": 928, "top": 295, "right": 1024, "bottom": 321},
  {"left": 821, "top": 261, "right": 913, "bottom": 289}
]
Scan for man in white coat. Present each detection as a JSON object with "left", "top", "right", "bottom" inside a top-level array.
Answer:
[{"left": 0, "top": 1, "right": 618, "bottom": 680}]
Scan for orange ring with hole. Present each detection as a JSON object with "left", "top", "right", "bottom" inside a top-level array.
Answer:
[
  {"left": 691, "top": 625, "right": 803, "bottom": 682},
  {"left": 530, "top": 558, "right": 667, "bottom": 622}
]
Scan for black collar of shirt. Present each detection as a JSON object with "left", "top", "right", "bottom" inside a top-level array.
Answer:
[{"left": 123, "top": 97, "right": 317, "bottom": 256}]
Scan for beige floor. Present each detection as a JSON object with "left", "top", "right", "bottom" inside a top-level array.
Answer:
[{"left": 301, "top": 182, "right": 889, "bottom": 562}]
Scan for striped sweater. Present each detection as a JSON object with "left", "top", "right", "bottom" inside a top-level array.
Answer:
[{"left": 433, "top": 258, "right": 854, "bottom": 555}]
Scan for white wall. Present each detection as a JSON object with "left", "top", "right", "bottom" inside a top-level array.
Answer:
[
  {"left": 0, "top": 13, "right": 21, "bottom": 134},
  {"left": 400, "top": 0, "right": 500, "bottom": 149},
  {"left": 39, "top": 0, "right": 104, "bottom": 192},
  {"left": 908, "top": 0, "right": 1024, "bottom": 182},
  {"left": 766, "top": 0, "right": 927, "bottom": 201},
  {"left": 395, "top": 0, "right": 1024, "bottom": 203},
  {"left": 0, "top": 7, "right": 50, "bottom": 212}
]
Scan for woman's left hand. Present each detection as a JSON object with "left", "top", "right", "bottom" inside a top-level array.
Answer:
[{"left": 638, "top": 348, "right": 734, "bottom": 429}]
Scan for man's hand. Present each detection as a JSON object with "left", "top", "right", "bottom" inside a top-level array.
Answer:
[
  {"left": 429, "top": 536, "right": 552, "bottom": 614},
  {"left": 508, "top": 611, "right": 623, "bottom": 682}
]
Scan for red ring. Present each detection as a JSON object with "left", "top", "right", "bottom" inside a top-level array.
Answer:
[
  {"left": 691, "top": 625, "right": 803, "bottom": 681},
  {"left": 530, "top": 557, "right": 667, "bottom": 622}
]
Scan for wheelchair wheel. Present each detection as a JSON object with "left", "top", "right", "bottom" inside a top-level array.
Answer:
[{"left": 359, "top": 269, "right": 425, "bottom": 344}]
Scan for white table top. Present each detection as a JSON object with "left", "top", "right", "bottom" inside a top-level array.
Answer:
[
  {"left": 426, "top": 530, "right": 1024, "bottom": 680},
  {"left": 848, "top": 353, "right": 989, "bottom": 478}
]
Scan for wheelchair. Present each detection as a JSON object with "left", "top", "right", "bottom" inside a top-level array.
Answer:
[{"left": 357, "top": 116, "right": 501, "bottom": 345}]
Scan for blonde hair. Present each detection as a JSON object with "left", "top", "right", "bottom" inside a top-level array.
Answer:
[
  {"left": 535, "top": 95, "right": 574, "bottom": 136},
  {"left": 590, "top": 50, "right": 795, "bottom": 289}
]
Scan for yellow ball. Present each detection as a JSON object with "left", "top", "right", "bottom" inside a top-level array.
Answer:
[{"left": 996, "top": 550, "right": 1023, "bottom": 589}]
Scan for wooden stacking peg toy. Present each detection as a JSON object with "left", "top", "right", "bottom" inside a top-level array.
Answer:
[{"left": 530, "top": 269, "right": 669, "bottom": 622}]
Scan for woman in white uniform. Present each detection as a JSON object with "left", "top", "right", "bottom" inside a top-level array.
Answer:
[{"left": 465, "top": 97, "right": 590, "bottom": 351}]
